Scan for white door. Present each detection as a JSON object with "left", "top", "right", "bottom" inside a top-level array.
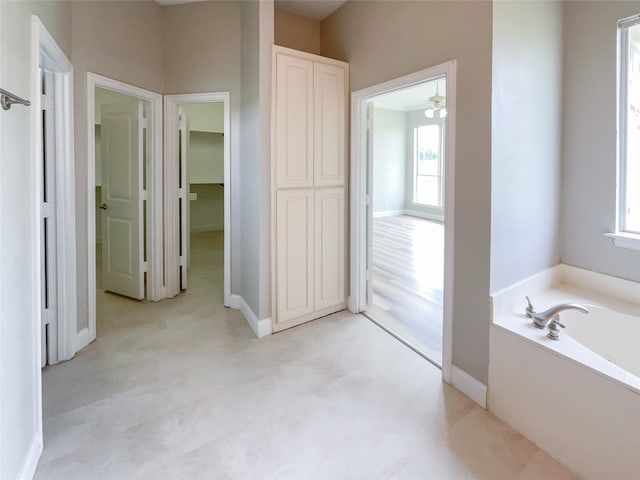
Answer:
[
  {"left": 314, "top": 188, "right": 346, "bottom": 311},
  {"left": 178, "top": 112, "right": 190, "bottom": 289},
  {"left": 275, "top": 189, "right": 314, "bottom": 327},
  {"left": 40, "top": 69, "right": 58, "bottom": 365},
  {"left": 100, "top": 100, "right": 145, "bottom": 300},
  {"left": 275, "top": 53, "right": 314, "bottom": 189}
]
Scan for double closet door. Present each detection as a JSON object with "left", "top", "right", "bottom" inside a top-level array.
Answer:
[{"left": 273, "top": 46, "right": 349, "bottom": 332}]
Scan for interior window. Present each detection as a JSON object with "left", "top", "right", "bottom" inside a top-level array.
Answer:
[{"left": 413, "top": 123, "right": 444, "bottom": 207}]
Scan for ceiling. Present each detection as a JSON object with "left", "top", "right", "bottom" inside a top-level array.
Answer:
[
  {"left": 372, "top": 77, "right": 446, "bottom": 112},
  {"left": 154, "top": 0, "right": 348, "bottom": 20}
]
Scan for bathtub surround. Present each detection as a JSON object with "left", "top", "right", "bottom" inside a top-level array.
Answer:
[{"left": 489, "top": 264, "right": 640, "bottom": 479}]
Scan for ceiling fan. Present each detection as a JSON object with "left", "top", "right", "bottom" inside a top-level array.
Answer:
[{"left": 425, "top": 84, "right": 446, "bottom": 119}]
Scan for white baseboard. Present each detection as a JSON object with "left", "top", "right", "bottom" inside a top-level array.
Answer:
[
  {"left": 403, "top": 209, "right": 444, "bottom": 223},
  {"left": 74, "top": 326, "right": 91, "bottom": 353},
  {"left": 190, "top": 223, "right": 224, "bottom": 233},
  {"left": 18, "top": 432, "right": 42, "bottom": 480},
  {"left": 229, "top": 294, "right": 272, "bottom": 338},
  {"left": 372, "top": 209, "right": 404, "bottom": 218},
  {"left": 451, "top": 365, "right": 487, "bottom": 408}
]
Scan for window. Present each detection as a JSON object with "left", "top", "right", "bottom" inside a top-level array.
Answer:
[
  {"left": 413, "top": 123, "right": 444, "bottom": 207},
  {"left": 618, "top": 17, "right": 640, "bottom": 236}
]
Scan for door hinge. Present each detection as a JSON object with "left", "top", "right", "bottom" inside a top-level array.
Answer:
[
  {"left": 366, "top": 116, "right": 373, "bottom": 131},
  {"left": 42, "top": 202, "right": 54, "bottom": 218},
  {"left": 365, "top": 194, "right": 371, "bottom": 206},
  {"left": 43, "top": 308, "right": 55, "bottom": 326},
  {"left": 142, "top": 117, "right": 149, "bottom": 129},
  {"left": 143, "top": 261, "right": 149, "bottom": 273},
  {"left": 41, "top": 94, "right": 53, "bottom": 111}
]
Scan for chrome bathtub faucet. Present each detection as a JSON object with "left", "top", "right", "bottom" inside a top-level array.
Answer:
[{"left": 525, "top": 296, "right": 589, "bottom": 333}]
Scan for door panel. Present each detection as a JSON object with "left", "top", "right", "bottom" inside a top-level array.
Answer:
[
  {"left": 314, "top": 62, "right": 345, "bottom": 187},
  {"left": 179, "top": 113, "right": 190, "bottom": 289},
  {"left": 276, "top": 189, "right": 314, "bottom": 324},
  {"left": 276, "top": 54, "right": 314, "bottom": 189},
  {"left": 314, "top": 188, "right": 345, "bottom": 311},
  {"left": 101, "top": 101, "right": 144, "bottom": 299}
]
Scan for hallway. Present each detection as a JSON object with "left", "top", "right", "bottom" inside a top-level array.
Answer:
[{"left": 36, "top": 234, "right": 577, "bottom": 479}]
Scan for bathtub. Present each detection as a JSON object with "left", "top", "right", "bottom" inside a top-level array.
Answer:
[{"left": 489, "top": 265, "right": 640, "bottom": 479}]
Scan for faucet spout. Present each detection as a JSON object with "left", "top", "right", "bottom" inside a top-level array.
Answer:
[{"left": 531, "top": 303, "right": 589, "bottom": 329}]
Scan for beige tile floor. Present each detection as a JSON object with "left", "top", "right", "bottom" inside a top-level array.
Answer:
[{"left": 35, "top": 231, "right": 580, "bottom": 479}]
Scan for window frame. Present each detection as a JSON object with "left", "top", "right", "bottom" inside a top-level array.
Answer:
[
  {"left": 611, "top": 16, "right": 640, "bottom": 249},
  {"left": 412, "top": 120, "right": 445, "bottom": 209}
]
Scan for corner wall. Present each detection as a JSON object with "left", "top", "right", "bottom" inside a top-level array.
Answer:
[
  {"left": 0, "top": 2, "right": 71, "bottom": 477},
  {"left": 561, "top": 1, "right": 640, "bottom": 282},
  {"left": 274, "top": 7, "right": 321, "bottom": 55},
  {"left": 490, "top": 1, "right": 563, "bottom": 293},
  {"left": 322, "top": 0, "right": 494, "bottom": 384}
]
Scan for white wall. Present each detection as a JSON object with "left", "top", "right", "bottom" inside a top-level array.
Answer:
[
  {"left": 322, "top": 0, "right": 493, "bottom": 385},
  {"left": 372, "top": 107, "right": 406, "bottom": 214},
  {"left": 181, "top": 102, "right": 224, "bottom": 133},
  {"left": 491, "top": 1, "right": 563, "bottom": 292},
  {"left": 0, "top": 2, "right": 71, "bottom": 478},
  {"left": 562, "top": 1, "right": 640, "bottom": 282}
]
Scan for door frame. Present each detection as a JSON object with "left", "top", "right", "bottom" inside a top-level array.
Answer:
[
  {"left": 86, "top": 73, "right": 164, "bottom": 344},
  {"left": 164, "top": 93, "right": 231, "bottom": 306},
  {"left": 28, "top": 15, "right": 76, "bottom": 472},
  {"left": 31, "top": 16, "right": 77, "bottom": 363},
  {"left": 349, "top": 60, "right": 456, "bottom": 383}
]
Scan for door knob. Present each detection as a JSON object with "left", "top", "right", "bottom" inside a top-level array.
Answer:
[{"left": 99, "top": 203, "right": 108, "bottom": 210}]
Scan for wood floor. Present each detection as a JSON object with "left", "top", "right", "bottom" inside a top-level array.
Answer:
[{"left": 368, "top": 215, "right": 444, "bottom": 365}]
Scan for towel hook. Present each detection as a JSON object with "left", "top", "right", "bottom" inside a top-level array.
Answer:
[{"left": 0, "top": 88, "right": 31, "bottom": 111}]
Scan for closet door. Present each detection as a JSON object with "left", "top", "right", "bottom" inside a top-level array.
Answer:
[
  {"left": 314, "top": 188, "right": 345, "bottom": 311},
  {"left": 275, "top": 54, "right": 314, "bottom": 189},
  {"left": 314, "top": 62, "right": 346, "bottom": 187},
  {"left": 276, "top": 189, "right": 314, "bottom": 324}
]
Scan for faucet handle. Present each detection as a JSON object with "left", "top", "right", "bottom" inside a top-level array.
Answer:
[
  {"left": 547, "top": 317, "right": 566, "bottom": 341},
  {"left": 525, "top": 296, "right": 535, "bottom": 318}
]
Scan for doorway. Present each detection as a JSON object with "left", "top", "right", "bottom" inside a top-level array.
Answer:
[
  {"left": 86, "top": 73, "right": 164, "bottom": 345},
  {"left": 350, "top": 62, "right": 456, "bottom": 380},
  {"left": 164, "top": 93, "right": 231, "bottom": 306}
]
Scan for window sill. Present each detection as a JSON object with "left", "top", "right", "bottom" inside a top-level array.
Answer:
[{"left": 604, "top": 232, "right": 640, "bottom": 251}]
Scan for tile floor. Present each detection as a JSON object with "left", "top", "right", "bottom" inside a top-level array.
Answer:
[{"left": 35, "top": 231, "right": 579, "bottom": 479}]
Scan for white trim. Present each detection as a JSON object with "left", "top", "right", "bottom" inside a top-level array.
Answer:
[
  {"left": 350, "top": 61, "right": 457, "bottom": 384},
  {"left": 604, "top": 232, "right": 640, "bottom": 251},
  {"left": 32, "top": 17, "right": 77, "bottom": 364},
  {"left": 230, "top": 294, "right": 273, "bottom": 337},
  {"left": 402, "top": 209, "right": 444, "bottom": 223},
  {"left": 164, "top": 93, "right": 232, "bottom": 306},
  {"left": 86, "top": 73, "right": 164, "bottom": 345},
  {"left": 74, "top": 327, "right": 91, "bottom": 354},
  {"left": 451, "top": 365, "right": 487, "bottom": 408},
  {"left": 16, "top": 432, "right": 43, "bottom": 480}
]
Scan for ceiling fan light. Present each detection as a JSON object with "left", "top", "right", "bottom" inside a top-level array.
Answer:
[
  {"left": 440, "top": 108, "right": 447, "bottom": 118},
  {"left": 425, "top": 108, "right": 434, "bottom": 118}
]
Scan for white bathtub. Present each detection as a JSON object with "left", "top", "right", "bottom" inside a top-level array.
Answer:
[{"left": 489, "top": 265, "right": 640, "bottom": 479}]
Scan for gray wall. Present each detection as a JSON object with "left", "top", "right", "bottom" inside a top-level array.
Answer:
[
  {"left": 163, "top": 1, "right": 243, "bottom": 292},
  {"left": 562, "top": 1, "right": 640, "bottom": 282},
  {"left": 240, "top": 0, "right": 274, "bottom": 320},
  {"left": 0, "top": 2, "right": 71, "bottom": 477},
  {"left": 72, "top": 0, "right": 165, "bottom": 331},
  {"left": 372, "top": 107, "right": 407, "bottom": 214},
  {"left": 275, "top": 7, "right": 321, "bottom": 55},
  {"left": 490, "top": 1, "right": 563, "bottom": 292},
  {"left": 322, "top": 0, "right": 493, "bottom": 384}
]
